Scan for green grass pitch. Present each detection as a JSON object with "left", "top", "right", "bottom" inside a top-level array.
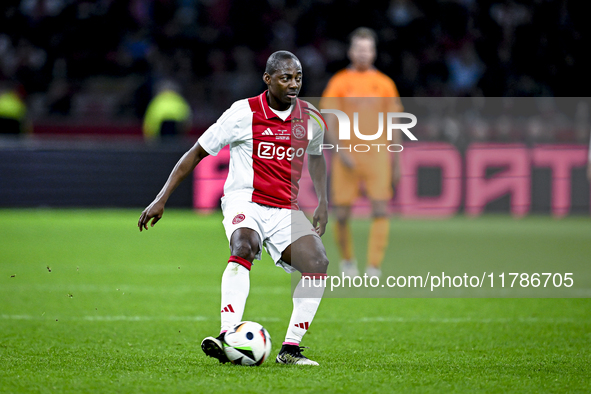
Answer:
[{"left": 1, "top": 209, "right": 590, "bottom": 393}]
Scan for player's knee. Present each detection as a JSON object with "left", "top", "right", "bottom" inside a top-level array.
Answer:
[
  {"left": 372, "top": 210, "right": 387, "bottom": 219},
  {"left": 371, "top": 201, "right": 388, "bottom": 218},
  {"left": 335, "top": 209, "right": 349, "bottom": 225},
  {"left": 231, "top": 241, "right": 257, "bottom": 262},
  {"left": 308, "top": 254, "right": 329, "bottom": 274}
]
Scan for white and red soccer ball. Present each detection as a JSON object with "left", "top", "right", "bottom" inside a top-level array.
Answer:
[{"left": 222, "top": 321, "right": 272, "bottom": 366}]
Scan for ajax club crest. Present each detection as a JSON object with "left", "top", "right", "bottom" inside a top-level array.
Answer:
[{"left": 292, "top": 123, "right": 306, "bottom": 139}]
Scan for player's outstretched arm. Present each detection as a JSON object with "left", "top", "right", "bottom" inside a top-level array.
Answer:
[
  {"left": 308, "top": 154, "right": 329, "bottom": 236},
  {"left": 138, "top": 143, "right": 209, "bottom": 231}
]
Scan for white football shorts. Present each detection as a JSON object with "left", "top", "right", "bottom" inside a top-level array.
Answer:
[{"left": 221, "top": 198, "right": 319, "bottom": 273}]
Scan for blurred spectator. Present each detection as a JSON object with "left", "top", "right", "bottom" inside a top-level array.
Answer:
[
  {"left": 142, "top": 79, "right": 191, "bottom": 141},
  {"left": 0, "top": 83, "right": 28, "bottom": 135},
  {"left": 445, "top": 41, "right": 484, "bottom": 96},
  {"left": 387, "top": 0, "right": 422, "bottom": 28}
]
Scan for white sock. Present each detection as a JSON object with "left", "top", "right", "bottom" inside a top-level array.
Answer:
[
  {"left": 284, "top": 274, "right": 326, "bottom": 345},
  {"left": 220, "top": 260, "right": 250, "bottom": 333}
]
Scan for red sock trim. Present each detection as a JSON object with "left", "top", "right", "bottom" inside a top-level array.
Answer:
[
  {"left": 301, "top": 273, "right": 327, "bottom": 279},
  {"left": 228, "top": 255, "right": 252, "bottom": 271},
  {"left": 283, "top": 341, "right": 299, "bottom": 346}
]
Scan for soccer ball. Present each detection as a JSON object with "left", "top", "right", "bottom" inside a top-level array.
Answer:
[{"left": 222, "top": 321, "right": 272, "bottom": 366}]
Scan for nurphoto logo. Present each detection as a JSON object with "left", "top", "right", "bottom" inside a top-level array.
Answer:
[{"left": 303, "top": 107, "right": 418, "bottom": 152}]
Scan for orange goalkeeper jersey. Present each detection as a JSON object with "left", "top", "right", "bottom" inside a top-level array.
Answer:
[
  {"left": 322, "top": 68, "right": 402, "bottom": 100},
  {"left": 320, "top": 68, "right": 403, "bottom": 159}
]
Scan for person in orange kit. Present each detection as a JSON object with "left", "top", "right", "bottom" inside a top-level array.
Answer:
[{"left": 321, "top": 27, "right": 403, "bottom": 279}]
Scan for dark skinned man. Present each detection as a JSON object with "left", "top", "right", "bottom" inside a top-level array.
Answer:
[{"left": 138, "top": 51, "right": 329, "bottom": 365}]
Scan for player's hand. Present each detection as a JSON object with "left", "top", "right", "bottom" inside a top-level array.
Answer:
[
  {"left": 312, "top": 202, "right": 328, "bottom": 237},
  {"left": 338, "top": 151, "right": 355, "bottom": 170},
  {"left": 138, "top": 200, "right": 165, "bottom": 232}
]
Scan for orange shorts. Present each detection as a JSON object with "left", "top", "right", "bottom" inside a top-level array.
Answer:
[{"left": 330, "top": 154, "right": 392, "bottom": 206}]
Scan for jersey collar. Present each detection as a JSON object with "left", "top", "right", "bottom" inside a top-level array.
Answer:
[
  {"left": 258, "top": 90, "right": 303, "bottom": 121},
  {"left": 347, "top": 65, "right": 377, "bottom": 73}
]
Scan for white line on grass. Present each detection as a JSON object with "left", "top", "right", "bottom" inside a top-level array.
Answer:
[
  {"left": 1, "top": 315, "right": 587, "bottom": 324},
  {"left": 0, "top": 314, "right": 282, "bottom": 322},
  {"left": 0, "top": 284, "right": 287, "bottom": 295},
  {"left": 355, "top": 316, "right": 587, "bottom": 324}
]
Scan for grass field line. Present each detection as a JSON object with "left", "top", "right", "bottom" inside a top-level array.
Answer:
[
  {"left": 1, "top": 314, "right": 588, "bottom": 324},
  {"left": 0, "top": 284, "right": 288, "bottom": 295},
  {"left": 356, "top": 316, "right": 589, "bottom": 324},
  {"left": 0, "top": 314, "right": 279, "bottom": 322},
  {"left": 3, "top": 284, "right": 590, "bottom": 296}
]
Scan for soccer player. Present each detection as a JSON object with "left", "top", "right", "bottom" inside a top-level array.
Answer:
[
  {"left": 138, "top": 51, "right": 329, "bottom": 366},
  {"left": 321, "top": 27, "right": 403, "bottom": 279}
]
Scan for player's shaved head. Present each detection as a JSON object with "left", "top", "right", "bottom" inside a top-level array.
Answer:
[
  {"left": 263, "top": 50, "right": 302, "bottom": 111},
  {"left": 265, "top": 51, "right": 301, "bottom": 75}
]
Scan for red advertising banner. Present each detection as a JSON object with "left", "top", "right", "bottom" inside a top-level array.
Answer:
[{"left": 193, "top": 143, "right": 589, "bottom": 217}]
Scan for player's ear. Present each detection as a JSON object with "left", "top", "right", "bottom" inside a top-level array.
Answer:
[{"left": 263, "top": 72, "right": 271, "bottom": 86}]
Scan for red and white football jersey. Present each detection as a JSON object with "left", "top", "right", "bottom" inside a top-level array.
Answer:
[{"left": 198, "top": 91, "right": 324, "bottom": 209}]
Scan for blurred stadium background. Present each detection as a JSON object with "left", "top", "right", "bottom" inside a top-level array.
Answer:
[{"left": 0, "top": 0, "right": 590, "bottom": 212}]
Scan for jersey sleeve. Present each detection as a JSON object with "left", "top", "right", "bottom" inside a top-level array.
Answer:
[
  {"left": 198, "top": 99, "right": 249, "bottom": 156},
  {"left": 384, "top": 76, "right": 404, "bottom": 112},
  {"left": 305, "top": 102, "right": 325, "bottom": 156}
]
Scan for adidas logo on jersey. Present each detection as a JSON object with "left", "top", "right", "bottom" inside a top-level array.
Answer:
[
  {"left": 294, "top": 321, "right": 309, "bottom": 330},
  {"left": 221, "top": 304, "right": 235, "bottom": 313},
  {"left": 262, "top": 128, "right": 273, "bottom": 136}
]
